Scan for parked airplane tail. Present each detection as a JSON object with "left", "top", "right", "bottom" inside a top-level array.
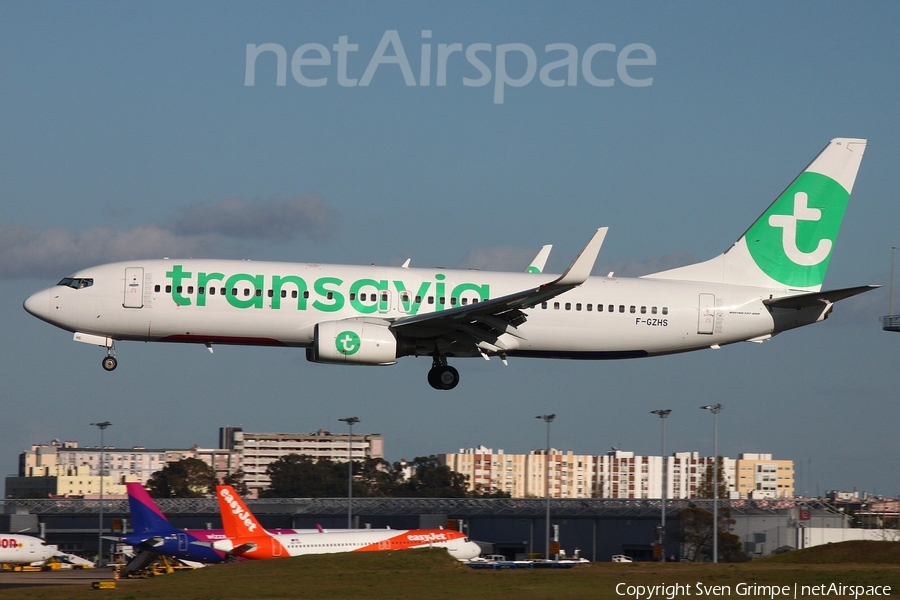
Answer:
[
  {"left": 644, "top": 138, "right": 867, "bottom": 292},
  {"left": 216, "top": 485, "right": 265, "bottom": 540},
  {"left": 126, "top": 482, "right": 181, "bottom": 535}
]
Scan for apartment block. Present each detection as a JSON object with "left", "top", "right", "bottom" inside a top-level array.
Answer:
[{"left": 219, "top": 427, "right": 384, "bottom": 495}]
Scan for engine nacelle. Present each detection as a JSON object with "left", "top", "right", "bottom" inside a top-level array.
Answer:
[{"left": 307, "top": 319, "right": 398, "bottom": 365}]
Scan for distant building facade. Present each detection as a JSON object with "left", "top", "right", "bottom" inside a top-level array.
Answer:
[
  {"left": 734, "top": 453, "right": 794, "bottom": 498},
  {"left": 6, "top": 427, "right": 385, "bottom": 499},
  {"left": 220, "top": 427, "right": 384, "bottom": 496},
  {"left": 7, "top": 440, "right": 240, "bottom": 498},
  {"left": 438, "top": 446, "right": 594, "bottom": 498},
  {"left": 441, "top": 447, "right": 792, "bottom": 500}
]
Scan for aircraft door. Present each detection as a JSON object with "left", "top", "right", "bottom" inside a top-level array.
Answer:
[
  {"left": 123, "top": 267, "right": 144, "bottom": 308},
  {"left": 698, "top": 293, "right": 715, "bottom": 334},
  {"left": 272, "top": 538, "right": 283, "bottom": 557},
  {"left": 177, "top": 533, "right": 188, "bottom": 552}
]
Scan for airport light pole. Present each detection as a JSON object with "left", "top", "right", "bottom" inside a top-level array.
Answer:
[
  {"left": 536, "top": 414, "right": 556, "bottom": 561},
  {"left": 90, "top": 421, "right": 111, "bottom": 567},
  {"left": 699, "top": 404, "right": 723, "bottom": 563},
  {"left": 338, "top": 417, "right": 359, "bottom": 529},
  {"left": 650, "top": 409, "right": 671, "bottom": 562}
]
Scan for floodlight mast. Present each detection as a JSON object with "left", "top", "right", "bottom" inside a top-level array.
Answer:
[
  {"left": 699, "top": 404, "right": 723, "bottom": 563},
  {"left": 650, "top": 409, "right": 671, "bottom": 561},
  {"left": 90, "top": 421, "right": 111, "bottom": 567},
  {"left": 338, "top": 417, "right": 360, "bottom": 529},
  {"left": 535, "top": 414, "right": 556, "bottom": 561}
]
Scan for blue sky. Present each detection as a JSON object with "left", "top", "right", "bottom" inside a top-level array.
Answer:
[{"left": 2, "top": 2, "right": 899, "bottom": 497}]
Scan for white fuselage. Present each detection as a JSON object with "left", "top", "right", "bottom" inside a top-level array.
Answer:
[
  {"left": 212, "top": 527, "right": 482, "bottom": 560},
  {"left": 25, "top": 259, "right": 783, "bottom": 358},
  {"left": 0, "top": 534, "right": 57, "bottom": 565}
]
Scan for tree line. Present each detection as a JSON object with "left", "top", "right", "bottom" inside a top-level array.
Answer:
[{"left": 145, "top": 455, "right": 510, "bottom": 499}]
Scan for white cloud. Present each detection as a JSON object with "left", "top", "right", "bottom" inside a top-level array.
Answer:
[
  {"left": 458, "top": 246, "right": 538, "bottom": 272},
  {"left": 2, "top": 194, "right": 342, "bottom": 279},
  {"left": 0, "top": 225, "right": 213, "bottom": 278},
  {"left": 168, "top": 194, "right": 339, "bottom": 241}
]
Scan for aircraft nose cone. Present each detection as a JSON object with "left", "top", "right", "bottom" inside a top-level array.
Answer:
[{"left": 24, "top": 289, "right": 52, "bottom": 321}]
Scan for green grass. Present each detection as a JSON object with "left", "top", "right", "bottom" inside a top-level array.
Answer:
[
  {"left": 760, "top": 540, "right": 900, "bottom": 564},
  {"left": 6, "top": 542, "right": 900, "bottom": 600}
]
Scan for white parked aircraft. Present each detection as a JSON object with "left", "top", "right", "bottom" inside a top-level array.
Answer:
[
  {"left": 210, "top": 485, "right": 481, "bottom": 560},
  {"left": 24, "top": 139, "right": 874, "bottom": 390},
  {"left": 0, "top": 533, "right": 58, "bottom": 565}
]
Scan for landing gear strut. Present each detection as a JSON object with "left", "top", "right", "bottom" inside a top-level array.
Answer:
[
  {"left": 427, "top": 356, "right": 459, "bottom": 390},
  {"left": 102, "top": 343, "right": 117, "bottom": 372}
]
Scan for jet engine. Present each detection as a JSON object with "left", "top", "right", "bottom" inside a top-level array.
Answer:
[{"left": 307, "top": 319, "right": 399, "bottom": 365}]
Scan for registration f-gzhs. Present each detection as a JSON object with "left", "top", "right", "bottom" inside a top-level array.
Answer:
[{"left": 25, "top": 139, "right": 875, "bottom": 389}]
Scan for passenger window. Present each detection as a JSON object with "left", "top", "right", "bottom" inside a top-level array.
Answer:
[
  {"left": 630, "top": 306, "right": 635, "bottom": 313},
  {"left": 209, "top": 287, "right": 216, "bottom": 295},
  {"left": 267, "top": 289, "right": 273, "bottom": 298},
  {"left": 640, "top": 306, "right": 647, "bottom": 314},
  {"left": 303, "top": 291, "right": 309, "bottom": 299},
  {"left": 154, "top": 285, "right": 161, "bottom": 292},
  {"left": 565, "top": 302, "right": 571, "bottom": 310},
  {"left": 415, "top": 295, "right": 422, "bottom": 303},
  {"left": 166, "top": 285, "right": 172, "bottom": 293},
  {"left": 428, "top": 296, "right": 434, "bottom": 305},
  {"left": 360, "top": 293, "right": 367, "bottom": 301},
  {"left": 176, "top": 286, "right": 183, "bottom": 294},
  {"left": 243, "top": 288, "right": 250, "bottom": 297},
  {"left": 576, "top": 303, "right": 582, "bottom": 311},
  {"left": 231, "top": 288, "right": 237, "bottom": 296},
  {"left": 597, "top": 304, "right": 603, "bottom": 312},
  {"left": 292, "top": 291, "right": 298, "bottom": 299},
  {"left": 619, "top": 305, "right": 625, "bottom": 313},
  {"left": 255, "top": 289, "right": 262, "bottom": 297},
  {"left": 187, "top": 286, "right": 194, "bottom": 294},
  {"left": 651, "top": 306, "right": 657, "bottom": 315},
  {"left": 608, "top": 305, "right": 614, "bottom": 312},
  {"left": 587, "top": 304, "right": 592, "bottom": 311},
  {"left": 199, "top": 287, "right": 205, "bottom": 295},
  {"left": 350, "top": 293, "right": 356, "bottom": 301},
  {"left": 662, "top": 307, "right": 669, "bottom": 315},
  {"left": 439, "top": 297, "right": 445, "bottom": 305},
  {"left": 450, "top": 297, "right": 457, "bottom": 306},
  {"left": 462, "top": 298, "right": 468, "bottom": 305},
  {"left": 554, "top": 302, "right": 560, "bottom": 310},
  {"left": 541, "top": 302, "right": 548, "bottom": 309},
  {"left": 220, "top": 288, "right": 226, "bottom": 295},
  {"left": 326, "top": 292, "right": 333, "bottom": 300},
  {"left": 381, "top": 292, "right": 388, "bottom": 302}
]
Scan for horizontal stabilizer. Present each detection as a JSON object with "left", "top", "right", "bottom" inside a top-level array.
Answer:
[{"left": 764, "top": 285, "right": 879, "bottom": 309}]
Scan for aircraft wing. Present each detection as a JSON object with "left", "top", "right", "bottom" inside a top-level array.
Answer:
[
  {"left": 390, "top": 228, "right": 607, "bottom": 353},
  {"left": 763, "top": 285, "right": 879, "bottom": 309}
]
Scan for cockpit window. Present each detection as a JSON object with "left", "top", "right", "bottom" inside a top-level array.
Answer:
[{"left": 57, "top": 278, "right": 94, "bottom": 289}]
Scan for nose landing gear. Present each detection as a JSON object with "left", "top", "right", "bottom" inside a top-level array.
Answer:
[
  {"left": 427, "top": 356, "right": 459, "bottom": 390},
  {"left": 101, "top": 343, "right": 117, "bottom": 372}
]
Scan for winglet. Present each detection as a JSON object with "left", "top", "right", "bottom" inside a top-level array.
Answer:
[{"left": 554, "top": 228, "right": 608, "bottom": 286}]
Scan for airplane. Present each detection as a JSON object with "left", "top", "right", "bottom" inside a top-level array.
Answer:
[
  {"left": 121, "top": 481, "right": 230, "bottom": 564},
  {"left": 120, "top": 481, "right": 318, "bottom": 564},
  {"left": 210, "top": 485, "right": 481, "bottom": 560},
  {"left": 24, "top": 138, "right": 875, "bottom": 390},
  {"left": 0, "top": 533, "right": 58, "bottom": 565}
]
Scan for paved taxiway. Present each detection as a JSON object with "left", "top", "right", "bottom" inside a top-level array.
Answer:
[{"left": 0, "top": 568, "right": 115, "bottom": 591}]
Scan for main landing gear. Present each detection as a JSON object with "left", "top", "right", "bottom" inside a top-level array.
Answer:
[
  {"left": 427, "top": 356, "right": 459, "bottom": 390},
  {"left": 101, "top": 342, "right": 118, "bottom": 372}
]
